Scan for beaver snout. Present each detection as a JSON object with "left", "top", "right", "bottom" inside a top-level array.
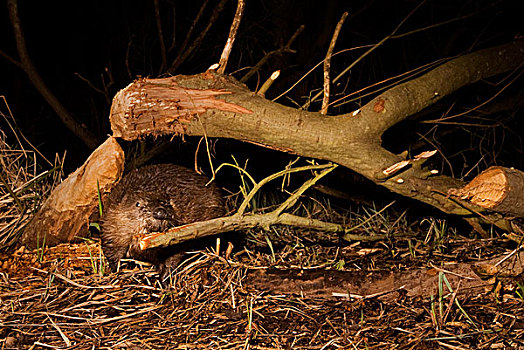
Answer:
[{"left": 100, "top": 163, "right": 225, "bottom": 278}]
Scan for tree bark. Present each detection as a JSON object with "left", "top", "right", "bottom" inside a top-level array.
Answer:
[{"left": 110, "top": 41, "right": 524, "bottom": 223}]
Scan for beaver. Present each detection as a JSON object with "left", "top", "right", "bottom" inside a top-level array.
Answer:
[{"left": 100, "top": 163, "right": 225, "bottom": 279}]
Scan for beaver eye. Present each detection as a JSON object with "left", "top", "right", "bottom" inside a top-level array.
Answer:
[{"left": 135, "top": 201, "right": 141, "bottom": 207}]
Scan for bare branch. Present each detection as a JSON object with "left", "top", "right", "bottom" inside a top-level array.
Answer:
[
  {"left": 0, "top": 49, "right": 22, "bottom": 68},
  {"left": 321, "top": 12, "right": 348, "bottom": 115},
  {"left": 217, "top": 0, "right": 245, "bottom": 74},
  {"left": 240, "top": 25, "right": 304, "bottom": 83}
]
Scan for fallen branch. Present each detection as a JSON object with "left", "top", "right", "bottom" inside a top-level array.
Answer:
[{"left": 110, "top": 41, "right": 524, "bottom": 226}]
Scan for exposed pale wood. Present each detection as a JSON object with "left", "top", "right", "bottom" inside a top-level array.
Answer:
[
  {"left": 20, "top": 137, "right": 125, "bottom": 249},
  {"left": 110, "top": 75, "right": 253, "bottom": 140},
  {"left": 449, "top": 166, "right": 524, "bottom": 218}
]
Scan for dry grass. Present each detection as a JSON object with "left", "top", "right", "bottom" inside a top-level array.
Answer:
[
  {"left": 0, "top": 103, "right": 63, "bottom": 251},
  {"left": 1, "top": 219, "right": 523, "bottom": 349}
]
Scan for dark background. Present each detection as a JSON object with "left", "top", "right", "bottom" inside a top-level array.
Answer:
[{"left": 1, "top": 0, "right": 522, "bottom": 178}]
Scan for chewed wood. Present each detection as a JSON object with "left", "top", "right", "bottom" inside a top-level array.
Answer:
[{"left": 110, "top": 76, "right": 253, "bottom": 139}]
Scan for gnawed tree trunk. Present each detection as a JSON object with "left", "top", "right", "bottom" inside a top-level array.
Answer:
[
  {"left": 20, "top": 137, "right": 124, "bottom": 249},
  {"left": 110, "top": 41, "right": 524, "bottom": 229},
  {"left": 449, "top": 166, "right": 524, "bottom": 218}
]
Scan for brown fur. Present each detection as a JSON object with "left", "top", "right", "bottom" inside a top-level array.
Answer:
[{"left": 100, "top": 164, "right": 224, "bottom": 279}]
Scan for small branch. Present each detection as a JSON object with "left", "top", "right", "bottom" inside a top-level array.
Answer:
[
  {"left": 321, "top": 12, "right": 348, "bottom": 115},
  {"left": 0, "top": 48, "right": 22, "bottom": 68},
  {"left": 74, "top": 72, "right": 105, "bottom": 96},
  {"left": 256, "top": 70, "right": 280, "bottom": 97},
  {"left": 169, "top": 8, "right": 178, "bottom": 52},
  {"left": 141, "top": 210, "right": 386, "bottom": 250},
  {"left": 174, "top": 0, "right": 208, "bottom": 54},
  {"left": 217, "top": 0, "right": 245, "bottom": 74},
  {"left": 153, "top": 0, "right": 168, "bottom": 71}
]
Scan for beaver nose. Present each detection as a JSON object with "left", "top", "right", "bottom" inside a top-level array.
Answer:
[{"left": 152, "top": 207, "right": 170, "bottom": 220}]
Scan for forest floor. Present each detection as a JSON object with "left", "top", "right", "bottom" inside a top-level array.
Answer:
[{"left": 1, "top": 204, "right": 523, "bottom": 350}]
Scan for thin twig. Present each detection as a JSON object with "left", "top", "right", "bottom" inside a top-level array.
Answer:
[
  {"left": 272, "top": 45, "right": 374, "bottom": 102},
  {"left": 0, "top": 49, "right": 22, "bottom": 68},
  {"left": 330, "top": 58, "right": 447, "bottom": 109},
  {"left": 168, "top": 4, "right": 177, "bottom": 51},
  {"left": 217, "top": 0, "right": 245, "bottom": 74},
  {"left": 321, "top": 12, "right": 348, "bottom": 115},
  {"left": 422, "top": 66, "right": 524, "bottom": 123},
  {"left": 274, "top": 164, "right": 338, "bottom": 216},
  {"left": 302, "top": 1, "right": 427, "bottom": 110},
  {"left": 237, "top": 163, "right": 335, "bottom": 216},
  {"left": 176, "top": 0, "right": 209, "bottom": 55}
]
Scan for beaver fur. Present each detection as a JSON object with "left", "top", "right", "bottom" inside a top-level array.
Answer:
[{"left": 100, "top": 164, "right": 224, "bottom": 279}]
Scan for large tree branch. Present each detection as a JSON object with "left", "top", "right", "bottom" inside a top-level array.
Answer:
[
  {"left": 353, "top": 41, "right": 524, "bottom": 138},
  {"left": 110, "top": 41, "right": 523, "bottom": 223}
]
